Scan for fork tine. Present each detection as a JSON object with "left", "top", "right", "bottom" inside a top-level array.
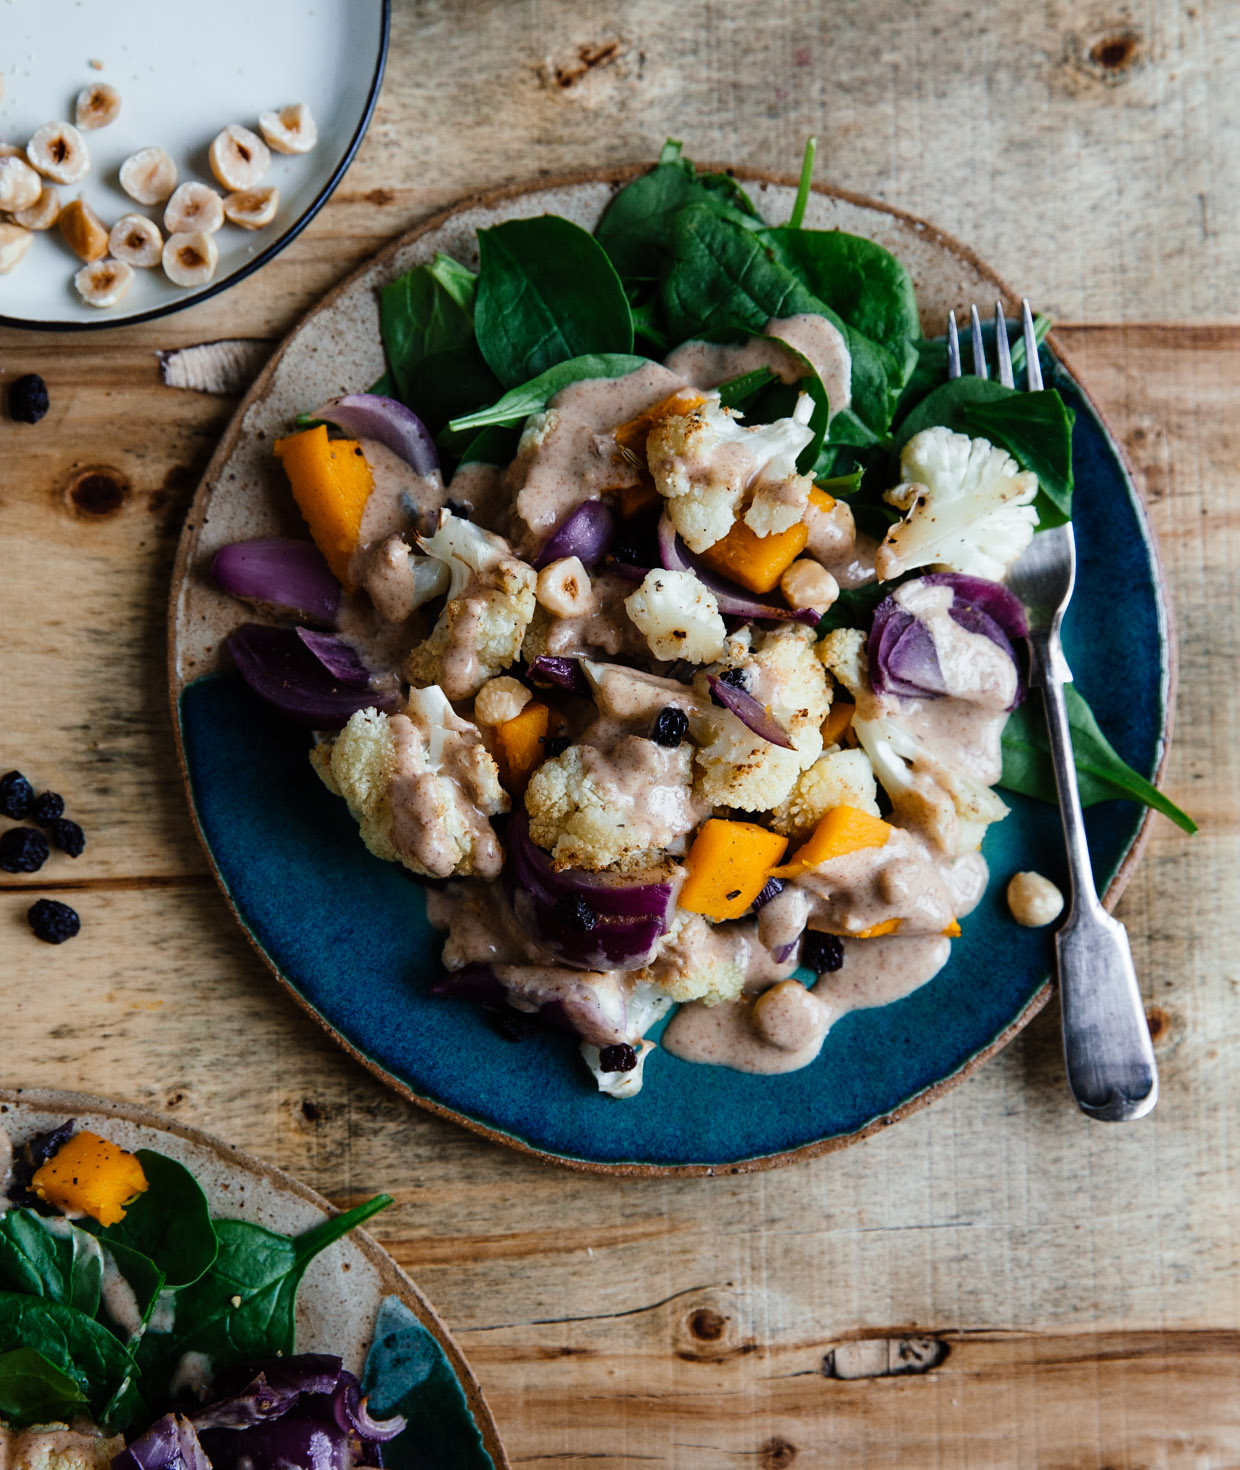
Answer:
[
  {"left": 969, "top": 304, "right": 988, "bottom": 379},
  {"left": 947, "top": 310, "right": 961, "bottom": 379},
  {"left": 994, "top": 301, "right": 1014, "bottom": 389},
  {"left": 1022, "top": 298, "right": 1043, "bottom": 391}
]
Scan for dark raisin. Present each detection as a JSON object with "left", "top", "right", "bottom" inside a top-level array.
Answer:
[
  {"left": 0, "top": 770, "right": 34, "bottom": 819},
  {"left": 555, "top": 893, "right": 598, "bottom": 931},
  {"left": 650, "top": 706, "right": 688, "bottom": 747},
  {"left": 495, "top": 1011, "right": 538, "bottom": 1042},
  {"left": 1, "top": 827, "right": 50, "bottom": 874},
  {"left": 718, "top": 667, "right": 750, "bottom": 691},
  {"left": 9, "top": 374, "right": 50, "bottom": 425},
  {"left": 541, "top": 735, "right": 571, "bottom": 757},
  {"left": 32, "top": 791, "right": 64, "bottom": 824},
  {"left": 801, "top": 931, "right": 845, "bottom": 974},
  {"left": 27, "top": 899, "right": 81, "bottom": 944},
  {"left": 50, "top": 818, "right": 85, "bottom": 857},
  {"left": 599, "top": 1042, "right": 638, "bottom": 1073}
]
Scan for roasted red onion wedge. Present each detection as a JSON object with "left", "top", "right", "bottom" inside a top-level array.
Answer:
[
  {"left": 311, "top": 393, "right": 439, "bottom": 477},
  {"left": 657, "top": 515, "right": 820, "bottom": 625},
  {"left": 210, "top": 539, "right": 340, "bottom": 625},
  {"left": 532, "top": 499, "right": 615, "bottom": 570},
  {"left": 705, "top": 673, "right": 795, "bottom": 749},
  {"left": 228, "top": 623, "right": 399, "bottom": 728}
]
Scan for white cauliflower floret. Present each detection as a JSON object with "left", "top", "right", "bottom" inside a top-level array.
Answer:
[
  {"left": 580, "top": 981, "right": 672, "bottom": 1098},
  {"left": 311, "top": 689, "right": 508, "bottom": 879},
  {"left": 875, "top": 425, "right": 1039, "bottom": 582},
  {"left": 624, "top": 568, "right": 727, "bottom": 664},
  {"left": 818, "top": 626, "right": 868, "bottom": 695},
  {"left": 405, "top": 511, "right": 536, "bottom": 700},
  {"left": 692, "top": 625, "right": 832, "bottom": 812},
  {"left": 770, "top": 747, "right": 881, "bottom": 837},
  {"left": 646, "top": 395, "right": 815, "bottom": 552},
  {"left": 0, "top": 1426, "right": 124, "bottom": 1470},
  {"left": 637, "top": 912, "right": 748, "bottom": 1005},
  {"left": 525, "top": 737, "right": 699, "bottom": 871}
]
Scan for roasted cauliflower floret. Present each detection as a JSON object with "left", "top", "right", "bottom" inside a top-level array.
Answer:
[
  {"left": 692, "top": 625, "right": 832, "bottom": 812},
  {"left": 769, "top": 747, "right": 881, "bottom": 837},
  {"left": 0, "top": 1425, "right": 124, "bottom": 1470},
  {"left": 875, "top": 425, "right": 1039, "bottom": 582},
  {"left": 818, "top": 626, "right": 868, "bottom": 694},
  {"left": 525, "top": 736, "right": 699, "bottom": 872},
  {"left": 624, "top": 568, "right": 728, "bottom": 664},
  {"left": 405, "top": 511, "right": 536, "bottom": 700},
  {"left": 646, "top": 395, "right": 815, "bottom": 552},
  {"left": 311, "top": 688, "right": 508, "bottom": 879},
  {"left": 636, "top": 912, "right": 748, "bottom": 1005}
]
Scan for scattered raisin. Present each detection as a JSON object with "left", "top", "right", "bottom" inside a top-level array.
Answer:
[
  {"left": 494, "top": 1010, "right": 538, "bottom": 1042},
  {"left": 0, "top": 770, "right": 34, "bottom": 820},
  {"left": 801, "top": 931, "right": 845, "bottom": 974},
  {"left": 50, "top": 818, "right": 85, "bottom": 857},
  {"left": 9, "top": 374, "right": 50, "bottom": 425},
  {"left": 718, "top": 667, "right": 750, "bottom": 691},
  {"left": 542, "top": 735, "right": 571, "bottom": 757},
  {"left": 599, "top": 1042, "right": 638, "bottom": 1073},
  {"left": 27, "top": 898, "right": 81, "bottom": 944},
  {"left": 650, "top": 706, "right": 688, "bottom": 747},
  {"left": 32, "top": 791, "right": 64, "bottom": 824},
  {"left": 556, "top": 893, "right": 598, "bottom": 931},
  {"left": 1, "top": 827, "right": 50, "bottom": 874}
]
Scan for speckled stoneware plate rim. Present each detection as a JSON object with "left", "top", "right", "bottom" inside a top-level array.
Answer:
[
  {"left": 0, "top": 0, "right": 390, "bottom": 333},
  {"left": 0, "top": 1086, "right": 509, "bottom": 1468},
  {"left": 167, "top": 165, "right": 1175, "bottom": 1176}
]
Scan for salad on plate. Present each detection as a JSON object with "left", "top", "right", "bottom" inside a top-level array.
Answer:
[{"left": 208, "top": 141, "right": 1191, "bottom": 1100}]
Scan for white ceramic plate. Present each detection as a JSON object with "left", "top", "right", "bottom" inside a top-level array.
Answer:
[
  {"left": 0, "top": 0, "right": 388, "bottom": 328},
  {"left": 0, "top": 1088, "right": 508, "bottom": 1468}
]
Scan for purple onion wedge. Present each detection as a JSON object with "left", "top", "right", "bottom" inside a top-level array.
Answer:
[
  {"left": 210, "top": 539, "right": 340, "bottom": 626},
  {"left": 921, "top": 572, "right": 1028, "bottom": 641},
  {"left": 311, "top": 393, "right": 439, "bottom": 477},
  {"left": 295, "top": 628, "right": 372, "bottom": 686},
  {"left": 526, "top": 655, "right": 590, "bottom": 695},
  {"left": 532, "top": 499, "right": 615, "bottom": 570},
  {"left": 657, "top": 516, "right": 819, "bottom": 626},
  {"left": 228, "top": 623, "right": 400, "bottom": 728},
  {"left": 706, "top": 673, "right": 795, "bottom": 749},
  {"left": 112, "top": 1416, "right": 210, "bottom": 1470}
]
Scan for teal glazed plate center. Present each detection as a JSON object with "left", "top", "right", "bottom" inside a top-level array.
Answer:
[{"left": 170, "top": 174, "right": 1172, "bottom": 1173}]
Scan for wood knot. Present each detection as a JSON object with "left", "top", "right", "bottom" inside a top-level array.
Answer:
[
  {"left": 1145, "top": 1004, "right": 1183, "bottom": 1053},
  {"left": 64, "top": 465, "right": 130, "bottom": 518},
  {"left": 674, "top": 1294, "right": 750, "bottom": 1361},
  {"left": 1071, "top": 25, "right": 1145, "bottom": 83},
  {"left": 688, "top": 1308, "right": 726, "bottom": 1341},
  {"left": 300, "top": 1098, "right": 325, "bottom": 1124},
  {"left": 759, "top": 1437, "right": 798, "bottom": 1469},
  {"left": 552, "top": 39, "right": 624, "bottom": 89},
  {"left": 1090, "top": 30, "right": 1140, "bottom": 71}
]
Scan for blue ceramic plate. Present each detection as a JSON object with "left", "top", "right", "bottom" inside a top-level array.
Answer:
[{"left": 170, "top": 174, "right": 1171, "bottom": 1174}]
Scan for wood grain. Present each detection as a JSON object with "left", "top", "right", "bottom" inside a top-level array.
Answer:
[{"left": 1, "top": 1, "right": 1237, "bottom": 1462}]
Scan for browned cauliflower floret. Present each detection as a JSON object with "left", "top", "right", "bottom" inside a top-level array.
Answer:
[
  {"left": 769, "top": 747, "right": 881, "bottom": 837},
  {"left": 312, "top": 688, "right": 508, "bottom": 879},
  {"left": 404, "top": 511, "right": 536, "bottom": 701}
]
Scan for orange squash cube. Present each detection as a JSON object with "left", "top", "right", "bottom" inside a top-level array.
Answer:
[
  {"left": 771, "top": 805, "right": 894, "bottom": 878},
  {"left": 494, "top": 700, "right": 551, "bottom": 793},
  {"left": 822, "top": 698, "right": 855, "bottom": 747},
  {"left": 698, "top": 517, "right": 809, "bottom": 594},
  {"left": 854, "top": 918, "right": 902, "bottom": 939},
  {"left": 808, "top": 485, "right": 836, "bottom": 515},
  {"left": 31, "top": 1130, "right": 148, "bottom": 1227},
  {"left": 274, "top": 425, "right": 375, "bottom": 589},
  {"left": 679, "top": 818, "right": 789, "bottom": 922}
]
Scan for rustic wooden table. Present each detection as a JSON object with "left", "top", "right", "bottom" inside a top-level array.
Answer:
[{"left": 2, "top": 2, "right": 1234, "bottom": 1464}]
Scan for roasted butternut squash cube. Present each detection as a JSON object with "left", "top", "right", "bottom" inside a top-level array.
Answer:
[
  {"left": 273, "top": 424, "right": 374, "bottom": 589},
  {"left": 771, "top": 805, "right": 893, "bottom": 878},
  {"left": 31, "top": 1130, "right": 148, "bottom": 1227},
  {"left": 494, "top": 700, "right": 551, "bottom": 793},
  {"left": 679, "top": 818, "right": 789, "bottom": 922},
  {"left": 698, "top": 517, "right": 809, "bottom": 594}
]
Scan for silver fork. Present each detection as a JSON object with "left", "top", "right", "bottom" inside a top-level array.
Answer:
[{"left": 949, "top": 301, "right": 1158, "bottom": 1122}]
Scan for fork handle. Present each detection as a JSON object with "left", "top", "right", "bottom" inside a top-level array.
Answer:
[{"left": 1028, "top": 633, "right": 1158, "bottom": 1122}]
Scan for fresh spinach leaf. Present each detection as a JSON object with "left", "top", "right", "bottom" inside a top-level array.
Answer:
[
  {"left": 816, "top": 468, "right": 865, "bottom": 497},
  {"left": 135, "top": 1195, "right": 392, "bottom": 1401},
  {"left": 895, "top": 378, "right": 1075, "bottom": 527},
  {"left": 380, "top": 253, "right": 478, "bottom": 405},
  {"left": 1000, "top": 684, "right": 1196, "bottom": 833},
  {"left": 762, "top": 225, "right": 921, "bottom": 388},
  {"left": 0, "top": 1292, "right": 143, "bottom": 1429},
  {"left": 595, "top": 137, "right": 761, "bottom": 279},
  {"left": 961, "top": 391, "right": 1075, "bottom": 526},
  {"left": 660, "top": 206, "right": 899, "bottom": 441},
  {"left": 0, "top": 1210, "right": 102, "bottom": 1315},
  {"left": 815, "top": 580, "right": 891, "bottom": 635},
  {"left": 447, "top": 353, "right": 651, "bottom": 433},
  {"left": 474, "top": 217, "right": 633, "bottom": 389},
  {"left": 788, "top": 136, "right": 817, "bottom": 231},
  {"left": 717, "top": 366, "right": 777, "bottom": 409},
  {"left": 402, "top": 342, "right": 502, "bottom": 435},
  {"left": 454, "top": 425, "right": 522, "bottom": 469},
  {"left": 98, "top": 1240, "right": 165, "bottom": 1344},
  {"left": 0, "top": 1347, "right": 88, "bottom": 1426},
  {"left": 95, "top": 1150, "right": 217, "bottom": 1290}
]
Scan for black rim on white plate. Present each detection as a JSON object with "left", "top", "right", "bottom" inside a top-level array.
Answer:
[{"left": 0, "top": 0, "right": 391, "bottom": 334}]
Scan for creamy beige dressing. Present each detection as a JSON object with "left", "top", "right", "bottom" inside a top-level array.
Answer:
[
  {"left": 427, "top": 880, "right": 545, "bottom": 969},
  {"left": 443, "top": 460, "right": 512, "bottom": 536},
  {"left": 388, "top": 712, "right": 503, "bottom": 878},
  {"left": 765, "top": 314, "right": 852, "bottom": 416},
  {"left": 355, "top": 438, "right": 445, "bottom": 545},
  {"left": 169, "top": 1350, "right": 214, "bottom": 1402},
  {"left": 100, "top": 1247, "right": 144, "bottom": 1336},
  {"left": 0, "top": 1425, "right": 123, "bottom": 1470},
  {"left": 794, "top": 829, "right": 957, "bottom": 937},
  {"left": 524, "top": 570, "right": 650, "bottom": 661},
  {"left": 664, "top": 313, "right": 851, "bottom": 419}
]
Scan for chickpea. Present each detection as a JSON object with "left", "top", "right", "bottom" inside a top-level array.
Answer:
[{"left": 1006, "top": 870, "right": 1064, "bottom": 928}]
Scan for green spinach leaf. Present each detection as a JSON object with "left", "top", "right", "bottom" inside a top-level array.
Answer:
[
  {"left": 474, "top": 217, "right": 633, "bottom": 389},
  {"left": 717, "top": 365, "right": 778, "bottom": 409},
  {"left": 0, "top": 1347, "right": 88, "bottom": 1426},
  {"left": 814, "top": 580, "right": 892, "bottom": 635},
  {"left": 660, "top": 206, "right": 899, "bottom": 441},
  {"left": 448, "top": 353, "right": 651, "bottom": 433},
  {"left": 787, "top": 136, "right": 817, "bottom": 231},
  {"left": 1000, "top": 685, "right": 1196, "bottom": 833},
  {"left": 0, "top": 1293, "right": 143, "bottom": 1429},
  {"left": 98, "top": 1240, "right": 165, "bottom": 1344},
  {"left": 762, "top": 225, "right": 921, "bottom": 387},
  {"left": 0, "top": 1210, "right": 102, "bottom": 1315},
  {"left": 380, "top": 252, "right": 478, "bottom": 405},
  {"left": 95, "top": 1150, "right": 217, "bottom": 1290},
  {"left": 135, "top": 1195, "right": 392, "bottom": 1401},
  {"left": 595, "top": 138, "right": 761, "bottom": 280}
]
